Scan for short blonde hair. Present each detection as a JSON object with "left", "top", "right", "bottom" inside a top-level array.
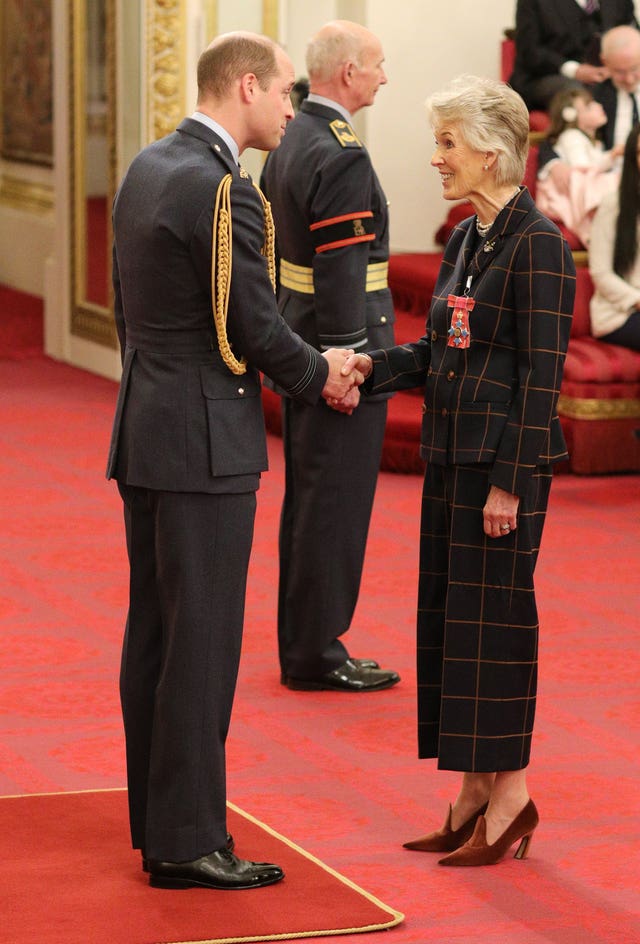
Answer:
[{"left": 425, "top": 75, "right": 529, "bottom": 187}]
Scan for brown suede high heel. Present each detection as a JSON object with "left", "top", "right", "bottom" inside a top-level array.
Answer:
[
  {"left": 403, "top": 802, "right": 489, "bottom": 853},
  {"left": 438, "top": 799, "right": 539, "bottom": 866}
]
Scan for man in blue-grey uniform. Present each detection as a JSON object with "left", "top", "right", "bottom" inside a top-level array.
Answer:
[
  {"left": 108, "top": 31, "right": 361, "bottom": 890},
  {"left": 261, "top": 20, "right": 400, "bottom": 693}
]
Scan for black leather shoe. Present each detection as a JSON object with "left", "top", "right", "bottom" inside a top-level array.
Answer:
[
  {"left": 280, "top": 656, "right": 379, "bottom": 685},
  {"left": 142, "top": 832, "right": 234, "bottom": 872},
  {"left": 283, "top": 659, "right": 400, "bottom": 692},
  {"left": 351, "top": 657, "right": 380, "bottom": 669},
  {"left": 148, "top": 846, "right": 284, "bottom": 889}
]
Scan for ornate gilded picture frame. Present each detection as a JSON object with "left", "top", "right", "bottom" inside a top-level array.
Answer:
[{"left": 0, "top": 0, "right": 53, "bottom": 165}]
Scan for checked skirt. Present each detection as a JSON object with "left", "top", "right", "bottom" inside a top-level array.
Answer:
[{"left": 416, "top": 463, "right": 553, "bottom": 772}]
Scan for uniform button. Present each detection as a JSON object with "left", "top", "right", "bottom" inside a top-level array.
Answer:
[
  {"left": 238, "top": 387, "right": 245, "bottom": 395},
  {"left": 421, "top": 403, "right": 427, "bottom": 414},
  {"left": 447, "top": 370, "right": 455, "bottom": 381},
  {"left": 214, "top": 144, "right": 221, "bottom": 152},
  {"left": 427, "top": 366, "right": 433, "bottom": 376},
  {"left": 441, "top": 408, "right": 448, "bottom": 417},
  {"left": 431, "top": 330, "right": 437, "bottom": 341},
  {"left": 381, "top": 315, "right": 387, "bottom": 324}
]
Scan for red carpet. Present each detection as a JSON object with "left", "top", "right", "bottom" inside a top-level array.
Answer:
[
  {"left": 0, "top": 285, "right": 43, "bottom": 359},
  {"left": 1, "top": 290, "right": 639, "bottom": 943},
  {"left": 2, "top": 789, "right": 401, "bottom": 944}
]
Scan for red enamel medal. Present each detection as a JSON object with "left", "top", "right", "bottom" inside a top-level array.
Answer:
[{"left": 447, "top": 293, "right": 474, "bottom": 348}]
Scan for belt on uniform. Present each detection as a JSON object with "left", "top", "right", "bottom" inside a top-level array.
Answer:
[{"left": 280, "top": 259, "right": 388, "bottom": 294}]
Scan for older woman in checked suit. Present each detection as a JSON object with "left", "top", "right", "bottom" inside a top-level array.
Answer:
[{"left": 340, "top": 75, "right": 575, "bottom": 866}]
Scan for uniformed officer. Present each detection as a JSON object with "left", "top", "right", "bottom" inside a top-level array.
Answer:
[
  {"left": 261, "top": 21, "right": 400, "bottom": 692},
  {"left": 108, "top": 31, "right": 361, "bottom": 889}
]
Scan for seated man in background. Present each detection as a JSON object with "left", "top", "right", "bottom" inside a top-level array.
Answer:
[
  {"left": 594, "top": 25, "right": 640, "bottom": 149},
  {"left": 510, "top": 0, "right": 637, "bottom": 111},
  {"left": 538, "top": 24, "right": 640, "bottom": 203}
]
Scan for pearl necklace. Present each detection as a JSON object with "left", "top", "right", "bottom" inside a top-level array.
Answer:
[{"left": 475, "top": 187, "right": 520, "bottom": 237}]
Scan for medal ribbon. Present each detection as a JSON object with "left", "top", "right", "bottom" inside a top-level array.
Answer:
[{"left": 447, "top": 293, "right": 474, "bottom": 348}]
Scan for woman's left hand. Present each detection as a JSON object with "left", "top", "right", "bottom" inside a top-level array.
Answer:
[{"left": 483, "top": 485, "right": 520, "bottom": 538}]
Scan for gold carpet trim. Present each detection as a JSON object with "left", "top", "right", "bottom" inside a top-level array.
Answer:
[
  {"left": 558, "top": 394, "right": 640, "bottom": 420},
  {"left": 185, "top": 801, "right": 405, "bottom": 944},
  {"left": 2, "top": 790, "right": 404, "bottom": 944}
]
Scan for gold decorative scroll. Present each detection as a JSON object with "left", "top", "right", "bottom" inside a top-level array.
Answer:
[
  {"left": 146, "top": 0, "right": 187, "bottom": 143},
  {"left": 204, "top": 0, "right": 217, "bottom": 40},
  {"left": 0, "top": 175, "right": 54, "bottom": 213},
  {"left": 262, "top": 0, "right": 278, "bottom": 39},
  {"left": 558, "top": 394, "right": 640, "bottom": 420}
]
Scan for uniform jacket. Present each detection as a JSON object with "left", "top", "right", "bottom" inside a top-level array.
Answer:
[
  {"left": 510, "top": 0, "right": 637, "bottom": 100},
  {"left": 260, "top": 99, "right": 395, "bottom": 376},
  {"left": 366, "top": 188, "right": 576, "bottom": 497},
  {"left": 106, "top": 118, "right": 327, "bottom": 493}
]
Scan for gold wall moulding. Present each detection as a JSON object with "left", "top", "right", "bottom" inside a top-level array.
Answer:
[
  {"left": 262, "top": 0, "right": 278, "bottom": 38},
  {"left": 0, "top": 174, "right": 54, "bottom": 213},
  {"left": 558, "top": 394, "right": 640, "bottom": 420},
  {"left": 146, "top": 0, "right": 187, "bottom": 142},
  {"left": 69, "top": 0, "right": 117, "bottom": 349},
  {"left": 71, "top": 303, "right": 120, "bottom": 348}
]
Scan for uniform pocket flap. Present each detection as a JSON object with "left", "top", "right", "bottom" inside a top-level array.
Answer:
[{"left": 200, "top": 366, "right": 261, "bottom": 400}]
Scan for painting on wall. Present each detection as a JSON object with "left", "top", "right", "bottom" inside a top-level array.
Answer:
[{"left": 1, "top": 0, "right": 53, "bottom": 165}]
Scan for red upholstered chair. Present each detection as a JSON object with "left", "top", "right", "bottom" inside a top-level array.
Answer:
[
  {"left": 501, "top": 37, "right": 550, "bottom": 140},
  {"left": 558, "top": 268, "right": 640, "bottom": 472},
  {"left": 388, "top": 253, "right": 442, "bottom": 329}
]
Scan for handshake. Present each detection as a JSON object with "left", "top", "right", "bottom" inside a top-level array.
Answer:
[{"left": 320, "top": 349, "right": 373, "bottom": 416}]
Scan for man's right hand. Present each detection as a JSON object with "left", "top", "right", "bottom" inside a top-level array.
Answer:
[
  {"left": 575, "top": 63, "right": 608, "bottom": 84},
  {"left": 321, "top": 348, "right": 365, "bottom": 401}
]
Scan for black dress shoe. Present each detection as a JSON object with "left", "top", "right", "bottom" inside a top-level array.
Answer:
[
  {"left": 280, "top": 656, "right": 379, "bottom": 685},
  {"left": 142, "top": 832, "right": 234, "bottom": 872},
  {"left": 148, "top": 846, "right": 284, "bottom": 890},
  {"left": 283, "top": 658, "right": 400, "bottom": 692},
  {"left": 352, "top": 657, "right": 380, "bottom": 669}
]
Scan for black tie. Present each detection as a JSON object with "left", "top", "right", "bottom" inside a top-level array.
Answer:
[{"left": 631, "top": 93, "right": 640, "bottom": 127}]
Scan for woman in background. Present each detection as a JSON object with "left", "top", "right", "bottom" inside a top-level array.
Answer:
[
  {"left": 589, "top": 124, "right": 640, "bottom": 350},
  {"left": 339, "top": 75, "right": 575, "bottom": 866}
]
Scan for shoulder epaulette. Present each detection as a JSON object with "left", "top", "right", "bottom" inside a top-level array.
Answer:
[{"left": 329, "top": 119, "right": 362, "bottom": 148}]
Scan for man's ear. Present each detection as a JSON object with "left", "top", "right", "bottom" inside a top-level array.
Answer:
[
  {"left": 342, "top": 60, "right": 355, "bottom": 85},
  {"left": 239, "top": 72, "right": 257, "bottom": 102}
]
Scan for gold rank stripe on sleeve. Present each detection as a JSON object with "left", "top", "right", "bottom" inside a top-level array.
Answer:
[
  {"left": 310, "top": 211, "right": 375, "bottom": 253},
  {"left": 280, "top": 259, "right": 389, "bottom": 294}
]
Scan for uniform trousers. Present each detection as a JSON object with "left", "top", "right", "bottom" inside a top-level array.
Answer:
[
  {"left": 278, "top": 397, "right": 387, "bottom": 678},
  {"left": 416, "top": 463, "right": 553, "bottom": 772},
  {"left": 118, "top": 483, "right": 255, "bottom": 862}
]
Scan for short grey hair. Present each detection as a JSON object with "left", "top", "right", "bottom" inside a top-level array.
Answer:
[
  {"left": 306, "top": 26, "right": 362, "bottom": 83},
  {"left": 425, "top": 75, "right": 530, "bottom": 187}
]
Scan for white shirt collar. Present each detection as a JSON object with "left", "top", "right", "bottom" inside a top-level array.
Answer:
[
  {"left": 306, "top": 93, "right": 352, "bottom": 124},
  {"left": 191, "top": 111, "right": 240, "bottom": 164}
]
